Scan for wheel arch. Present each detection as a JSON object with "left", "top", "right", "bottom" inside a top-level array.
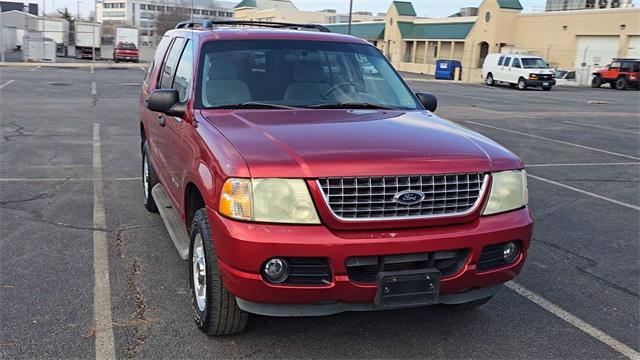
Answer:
[{"left": 185, "top": 182, "right": 207, "bottom": 232}]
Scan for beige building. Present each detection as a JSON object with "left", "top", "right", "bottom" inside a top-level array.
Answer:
[
  {"left": 324, "top": 0, "right": 640, "bottom": 82},
  {"left": 233, "top": 0, "right": 385, "bottom": 24}
]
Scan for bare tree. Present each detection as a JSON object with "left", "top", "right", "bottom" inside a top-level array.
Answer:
[{"left": 155, "top": 0, "right": 191, "bottom": 37}]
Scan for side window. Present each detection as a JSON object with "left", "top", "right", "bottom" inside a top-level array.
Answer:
[
  {"left": 609, "top": 61, "right": 621, "bottom": 70},
  {"left": 144, "top": 36, "right": 171, "bottom": 85},
  {"left": 503, "top": 57, "right": 512, "bottom": 67},
  {"left": 512, "top": 58, "right": 521, "bottom": 68},
  {"left": 498, "top": 56, "right": 505, "bottom": 66},
  {"left": 173, "top": 40, "right": 194, "bottom": 102},
  {"left": 159, "top": 38, "right": 185, "bottom": 89},
  {"left": 632, "top": 62, "right": 640, "bottom": 72},
  {"left": 620, "top": 61, "right": 632, "bottom": 72}
]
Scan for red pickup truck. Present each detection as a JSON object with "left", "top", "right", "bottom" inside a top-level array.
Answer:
[
  {"left": 140, "top": 20, "right": 532, "bottom": 335},
  {"left": 113, "top": 42, "right": 139, "bottom": 63}
]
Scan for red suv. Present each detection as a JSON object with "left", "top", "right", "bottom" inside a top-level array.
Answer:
[
  {"left": 140, "top": 20, "right": 533, "bottom": 335},
  {"left": 592, "top": 58, "right": 640, "bottom": 90},
  {"left": 113, "top": 41, "right": 139, "bottom": 63}
]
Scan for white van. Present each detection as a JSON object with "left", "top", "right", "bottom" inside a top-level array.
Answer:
[{"left": 482, "top": 53, "right": 556, "bottom": 90}]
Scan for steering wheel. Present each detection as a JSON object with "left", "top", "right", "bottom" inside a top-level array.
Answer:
[{"left": 323, "top": 81, "right": 359, "bottom": 99}]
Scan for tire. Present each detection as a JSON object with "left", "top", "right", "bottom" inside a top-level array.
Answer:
[
  {"left": 446, "top": 296, "right": 493, "bottom": 310},
  {"left": 517, "top": 78, "right": 527, "bottom": 90},
  {"left": 190, "top": 209, "right": 249, "bottom": 336},
  {"left": 142, "top": 142, "right": 159, "bottom": 213},
  {"left": 542, "top": 86, "right": 552, "bottom": 91},
  {"left": 485, "top": 73, "right": 495, "bottom": 86},
  {"left": 591, "top": 76, "right": 602, "bottom": 88},
  {"left": 615, "top": 77, "right": 628, "bottom": 90}
]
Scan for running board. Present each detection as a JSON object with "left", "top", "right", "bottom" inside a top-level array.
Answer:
[{"left": 151, "top": 184, "right": 189, "bottom": 260}]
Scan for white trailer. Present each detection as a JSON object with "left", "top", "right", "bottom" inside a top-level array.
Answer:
[
  {"left": 75, "top": 21, "right": 101, "bottom": 59},
  {"left": 40, "top": 18, "right": 69, "bottom": 56},
  {"left": 115, "top": 27, "right": 138, "bottom": 48}
]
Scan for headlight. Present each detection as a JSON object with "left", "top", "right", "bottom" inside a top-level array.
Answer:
[
  {"left": 482, "top": 170, "right": 528, "bottom": 216},
  {"left": 219, "top": 178, "right": 320, "bottom": 224}
]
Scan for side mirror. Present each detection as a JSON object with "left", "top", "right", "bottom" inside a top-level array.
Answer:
[
  {"left": 415, "top": 92, "right": 438, "bottom": 112},
  {"left": 146, "top": 89, "right": 185, "bottom": 117}
]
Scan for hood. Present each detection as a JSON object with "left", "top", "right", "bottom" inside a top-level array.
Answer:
[{"left": 201, "top": 109, "right": 522, "bottom": 178}]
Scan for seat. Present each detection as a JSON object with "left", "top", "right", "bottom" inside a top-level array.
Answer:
[
  {"left": 204, "top": 57, "right": 252, "bottom": 106},
  {"left": 283, "top": 60, "right": 329, "bottom": 101}
]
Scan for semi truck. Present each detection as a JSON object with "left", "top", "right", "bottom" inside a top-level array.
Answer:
[{"left": 75, "top": 21, "right": 101, "bottom": 59}]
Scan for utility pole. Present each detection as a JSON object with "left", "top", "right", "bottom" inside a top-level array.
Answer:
[
  {"left": 0, "top": 5, "right": 5, "bottom": 62},
  {"left": 348, "top": 0, "right": 353, "bottom": 35}
]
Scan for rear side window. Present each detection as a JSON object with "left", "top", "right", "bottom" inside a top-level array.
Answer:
[
  {"left": 512, "top": 58, "right": 521, "bottom": 68},
  {"left": 620, "top": 61, "right": 632, "bottom": 72},
  {"left": 503, "top": 57, "right": 512, "bottom": 66},
  {"left": 498, "top": 56, "right": 505, "bottom": 66},
  {"left": 144, "top": 36, "right": 171, "bottom": 85},
  {"left": 632, "top": 62, "right": 640, "bottom": 72},
  {"left": 159, "top": 38, "right": 186, "bottom": 89},
  {"left": 173, "top": 40, "right": 194, "bottom": 102}
]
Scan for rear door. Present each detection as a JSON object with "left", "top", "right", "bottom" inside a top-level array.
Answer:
[
  {"left": 141, "top": 36, "right": 171, "bottom": 167},
  {"left": 151, "top": 37, "right": 186, "bottom": 204}
]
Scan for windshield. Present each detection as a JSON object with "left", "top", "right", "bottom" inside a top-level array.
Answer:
[
  {"left": 196, "top": 40, "right": 420, "bottom": 110},
  {"left": 522, "top": 58, "right": 548, "bottom": 69}
]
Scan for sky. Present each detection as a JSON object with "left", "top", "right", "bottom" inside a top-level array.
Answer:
[{"left": 44, "top": 0, "right": 566, "bottom": 18}]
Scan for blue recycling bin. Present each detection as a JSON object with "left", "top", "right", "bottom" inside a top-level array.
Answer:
[{"left": 435, "top": 60, "right": 462, "bottom": 80}]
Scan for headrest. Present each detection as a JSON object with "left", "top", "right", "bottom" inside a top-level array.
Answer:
[
  {"left": 210, "top": 57, "right": 238, "bottom": 80},
  {"left": 293, "top": 60, "right": 324, "bottom": 82}
]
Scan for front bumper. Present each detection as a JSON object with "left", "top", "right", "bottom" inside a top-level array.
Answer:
[
  {"left": 208, "top": 206, "right": 533, "bottom": 313},
  {"left": 525, "top": 79, "right": 556, "bottom": 87}
]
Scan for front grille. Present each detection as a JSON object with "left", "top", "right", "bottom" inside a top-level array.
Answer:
[
  {"left": 318, "top": 173, "right": 486, "bottom": 220},
  {"left": 284, "top": 258, "right": 332, "bottom": 285},
  {"left": 345, "top": 250, "right": 468, "bottom": 283},
  {"left": 536, "top": 74, "right": 554, "bottom": 80}
]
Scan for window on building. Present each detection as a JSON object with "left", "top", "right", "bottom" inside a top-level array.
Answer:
[
  {"left": 148, "top": 4, "right": 156, "bottom": 11},
  {"left": 140, "top": 4, "right": 146, "bottom": 10},
  {"left": 585, "top": 0, "right": 595, "bottom": 8},
  {"left": 157, "top": 6, "right": 165, "bottom": 11},
  {"left": 159, "top": 38, "right": 186, "bottom": 89},
  {"left": 404, "top": 42, "right": 414, "bottom": 63},
  {"left": 173, "top": 40, "right": 194, "bottom": 102},
  {"left": 193, "top": 9, "right": 201, "bottom": 15}
]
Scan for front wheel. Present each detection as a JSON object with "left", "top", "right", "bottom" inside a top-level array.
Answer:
[
  {"left": 615, "top": 77, "right": 628, "bottom": 90},
  {"left": 190, "top": 209, "right": 249, "bottom": 336},
  {"left": 517, "top": 78, "right": 527, "bottom": 90},
  {"left": 445, "top": 296, "right": 493, "bottom": 310},
  {"left": 591, "top": 76, "right": 602, "bottom": 88},
  {"left": 485, "top": 73, "right": 495, "bottom": 86}
]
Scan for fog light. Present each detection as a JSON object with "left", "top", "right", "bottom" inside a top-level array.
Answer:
[
  {"left": 503, "top": 242, "right": 520, "bottom": 263},
  {"left": 262, "top": 258, "right": 289, "bottom": 284}
]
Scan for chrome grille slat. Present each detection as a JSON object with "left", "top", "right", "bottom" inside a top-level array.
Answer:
[{"left": 318, "top": 173, "right": 488, "bottom": 221}]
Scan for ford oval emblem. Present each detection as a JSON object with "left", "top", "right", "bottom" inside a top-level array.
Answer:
[{"left": 394, "top": 190, "right": 425, "bottom": 205}]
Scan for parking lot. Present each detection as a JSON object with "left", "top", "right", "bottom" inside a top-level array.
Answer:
[{"left": 0, "top": 65, "right": 638, "bottom": 359}]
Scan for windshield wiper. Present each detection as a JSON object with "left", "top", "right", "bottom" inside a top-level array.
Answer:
[
  {"left": 304, "top": 102, "right": 394, "bottom": 110},
  {"left": 205, "top": 102, "right": 299, "bottom": 110}
]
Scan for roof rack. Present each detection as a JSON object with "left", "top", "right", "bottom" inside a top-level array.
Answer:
[{"left": 175, "top": 20, "right": 330, "bottom": 33}]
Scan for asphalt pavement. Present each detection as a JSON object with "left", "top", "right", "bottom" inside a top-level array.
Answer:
[{"left": 0, "top": 66, "right": 638, "bottom": 359}]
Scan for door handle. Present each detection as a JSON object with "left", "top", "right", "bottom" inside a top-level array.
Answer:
[{"left": 157, "top": 115, "right": 166, "bottom": 127}]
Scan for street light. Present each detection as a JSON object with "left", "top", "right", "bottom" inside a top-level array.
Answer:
[{"left": 348, "top": 0, "right": 353, "bottom": 35}]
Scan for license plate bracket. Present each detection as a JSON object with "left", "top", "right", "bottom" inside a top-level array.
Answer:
[
  {"left": 374, "top": 269, "right": 440, "bottom": 309},
  {"left": 543, "top": 82, "right": 549, "bottom": 86}
]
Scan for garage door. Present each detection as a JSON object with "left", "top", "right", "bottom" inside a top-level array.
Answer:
[
  {"left": 575, "top": 35, "right": 620, "bottom": 68},
  {"left": 628, "top": 36, "right": 640, "bottom": 59}
]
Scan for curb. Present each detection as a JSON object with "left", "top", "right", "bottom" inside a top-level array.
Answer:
[{"left": 0, "top": 62, "right": 148, "bottom": 68}]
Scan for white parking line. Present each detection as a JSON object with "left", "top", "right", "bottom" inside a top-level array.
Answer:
[
  {"left": 91, "top": 81, "right": 97, "bottom": 95},
  {"left": 563, "top": 121, "right": 640, "bottom": 135},
  {"left": 30, "top": 66, "right": 41, "bottom": 71},
  {"left": 527, "top": 173, "right": 640, "bottom": 211},
  {"left": 527, "top": 162, "right": 640, "bottom": 168},
  {"left": 466, "top": 121, "right": 640, "bottom": 161},
  {"left": 91, "top": 65, "right": 95, "bottom": 74},
  {"left": 0, "top": 79, "right": 15, "bottom": 89},
  {"left": 139, "top": 65, "right": 146, "bottom": 72},
  {"left": 506, "top": 282, "right": 640, "bottom": 359},
  {"left": 92, "top": 124, "right": 116, "bottom": 360}
]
